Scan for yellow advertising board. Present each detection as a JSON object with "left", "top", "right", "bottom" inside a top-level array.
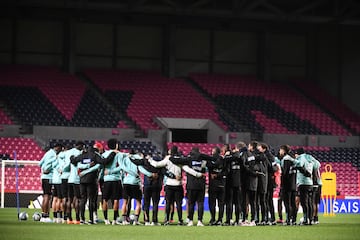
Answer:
[{"left": 321, "top": 164, "right": 336, "bottom": 216}]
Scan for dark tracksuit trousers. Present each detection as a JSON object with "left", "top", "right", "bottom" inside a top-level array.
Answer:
[
  {"left": 208, "top": 186, "right": 225, "bottom": 222},
  {"left": 80, "top": 182, "right": 97, "bottom": 223},
  {"left": 143, "top": 185, "right": 161, "bottom": 223},
  {"left": 165, "top": 185, "right": 183, "bottom": 222}
]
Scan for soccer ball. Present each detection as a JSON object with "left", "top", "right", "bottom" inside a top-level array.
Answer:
[
  {"left": 19, "top": 212, "right": 28, "bottom": 221},
  {"left": 32, "top": 212, "right": 42, "bottom": 221},
  {"left": 129, "top": 214, "right": 135, "bottom": 224}
]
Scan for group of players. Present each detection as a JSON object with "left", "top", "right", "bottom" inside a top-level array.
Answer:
[{"left": 38, "top": 139, "right": 322, "bottom": 226}]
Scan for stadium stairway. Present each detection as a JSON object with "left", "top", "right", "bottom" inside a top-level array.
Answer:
[
  {"left": 76, "top": 72, "right": 141, "bottom": 135},
  {"left": 184, "top": 77, "right": 252, "bottom": 134}
]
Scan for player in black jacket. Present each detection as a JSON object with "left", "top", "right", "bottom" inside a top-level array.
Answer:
[
  {"left": 254, "top": 142, "right": 269, "bottom": 225},
  {"left": 71, "top": 144, "right": 102, "bottom": 224},
  {"left": 142, "top": 152, "right": 163, "bottom": 226},
  {"left": 233, "top": 142, "right": 252, "bottom": 225},
  {"left": 221, "top": 144, "right": 232, "bottom": 225},
  {"left": 242, "top": 142, "right": 258, "bottom": 226},
  {"left": 279, "top": 145, "right": 297, "bottom": 225},
  {"left": 168, "top": 147, "right": 208, "bottom": 226},
  {"left": 207, "top": 146, "right": 227, "bottom": 226},
  {"left": 129, "top": 151, "right": 167, "bottom": 226},
  {"left": 184, "top": 148, "right": 207, "bottom": 226},
  {"left": 223, "top": 142, "right": 245, "bottom": 226},
  {"left": 259, "top": 143, "right": 277, "bottom": 225},
  {"left": 129, "top": 151, "right": 181, "bottom": 226},
  {"left": 248, "top": 141, "right": 268, "bottom": 225},
  {"left": 71, "top": 143, "right": 116, "bottom": 224}
]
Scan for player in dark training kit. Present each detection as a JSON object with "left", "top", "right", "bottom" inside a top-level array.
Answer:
[
  {"left": 279, "top": 145, "right": 297, "bottom": 225},
  {"left": 207, "top": 146, "right": 227, "bottom": 226}
]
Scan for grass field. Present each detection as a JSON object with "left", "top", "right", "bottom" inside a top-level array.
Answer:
[{"left": 0, "top": 208, "right": 360, "bottom": 240}]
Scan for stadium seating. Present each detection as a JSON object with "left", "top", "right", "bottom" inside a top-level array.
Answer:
[
  {"left": 0, "top": 65, "right": 85, "bottom": 121},
  {"left": 0, "top": 86, "right": 69, "bottom": 126},
  {"left": 190, "top": 73, "right": 351, "bottom": 136},
  {"left": 48, "top": 138, "right": 158, "bottom": 155},
  {"left": 167, "top": 142, "right": 224, "bottom": 155},
  {"left": 2, "top": 165, "right": 41, "bottom": 192},
  {"left": 291, "top": 80, "right": 360, "bottom": 135},
  {"left": 119, "top": 140, "right": 158, "bottom": 154},
  {"left": 0, "top": 137, "right": 44, "bottom": 160},
  {"left": 84, "top": 69, "right": 228, "bottom": 132},
  {"left": 0, "top": 65, "right": 127, "bottom": 128},
  {"left": 0, "top": 137, "right": 44, "bottom": 192},
  {"left": 70, "top": 89, "right": 122, "bottom": 128}
]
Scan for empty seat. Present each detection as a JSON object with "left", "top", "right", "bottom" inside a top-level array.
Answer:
[
  {"left": 84, "top": 70, "right": 228, "bottom": 132},
  {"left": 190, "top": 73, "right": 352, "bottom": 136}
]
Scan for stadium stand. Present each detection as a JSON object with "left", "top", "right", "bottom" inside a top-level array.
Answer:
[
  {"left": 291, "top": 80, "right": 360, "bottom": 135},
  {"left": 0, "top": 86, "right": 69, "bottom": 126},
  {"left": 190, "top": 73, "right": 352, "bottom": 136},
  {"left": 0, "top": 65, "right": 85, "bottom": 121},
  {"left": 48, "top": 139, "right": 158, "bottom": 155},
  {"left": 167, "top": 142, "right": 224, "bottom": 156},
  {"left": 2, "top": 165, "right": 41, "bottom": 192},
  {"left": 0, "top": 137, "right": 44, "bottom": 160},
  {"left": 84, "top": 69, "right": 228, "bottom": 132},
  {"left": 0, "top": 66, "right": 358, "bottom": 197},
  {"left": 70, "top": 89, "right": 122, "bottom": 128},
  {"left": 0, "top": 65, "right": 127, "bottom": 128}
]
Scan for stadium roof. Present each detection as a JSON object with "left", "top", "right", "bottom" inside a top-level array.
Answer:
[{"left": 1, "top": 0, "right": 360, "bottom": 26}]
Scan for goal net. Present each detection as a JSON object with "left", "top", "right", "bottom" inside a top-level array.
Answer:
[{"left": 1, "top": 160, "right": 42, "bottom": 208}]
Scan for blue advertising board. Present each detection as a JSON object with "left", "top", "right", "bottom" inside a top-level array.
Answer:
[
  {"left": 121, "top": 197, "right": 359, "bottom": 214},
  {"left": 319, "top": 198, "right": 360, "bottom": 214}
]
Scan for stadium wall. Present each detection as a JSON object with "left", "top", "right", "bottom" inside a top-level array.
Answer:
[
  {"left": 316, "top": 27, "right": 360, "bottom": 115},
  {"left": 0, "top": 125, "right": 22, "bottom": 137},
  {"left": 147, "top": 129, "right": 168, "bottom": 153},
  {"left": 154, "top": 117, "right": 227, "bottom": 144}
]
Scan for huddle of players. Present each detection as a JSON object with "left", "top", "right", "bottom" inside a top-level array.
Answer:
[
  {"left": 39, "top": 139, "right": 155, "bottom": 225},
  {"left": 38, "top": 139, "right": 321, "bottom": 226}
]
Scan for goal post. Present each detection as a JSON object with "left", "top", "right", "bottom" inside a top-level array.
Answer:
[{"left": 1, "top": 160, "right": 41, "bottom": 208}]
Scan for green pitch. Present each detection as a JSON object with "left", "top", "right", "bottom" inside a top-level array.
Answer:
[{"left": 0, "top": 208, "right": 359, "bottom": 240}]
